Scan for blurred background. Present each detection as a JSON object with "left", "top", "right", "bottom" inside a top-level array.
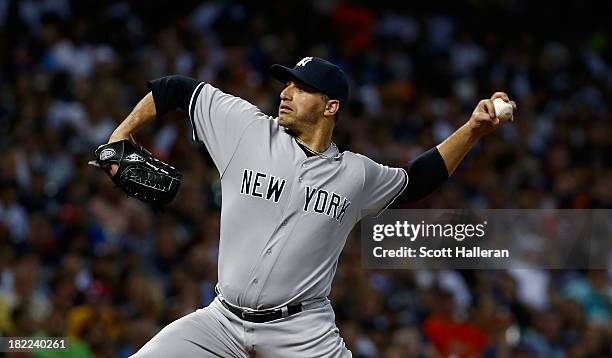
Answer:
[{"left": 0, "top": 0, "right": 611, "bottom": 357}]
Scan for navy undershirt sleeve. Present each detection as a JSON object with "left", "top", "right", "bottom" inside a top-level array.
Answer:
[
  {"left": 147, "top": 75, "right": 200, "bottom": 118},
  {"left": 392, "top": 147, "right": 449, "bottom": 205}
]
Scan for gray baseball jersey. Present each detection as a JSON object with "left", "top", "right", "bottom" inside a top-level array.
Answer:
[{"left": 189, "top": 82, "right": 408, "bottom": 310}]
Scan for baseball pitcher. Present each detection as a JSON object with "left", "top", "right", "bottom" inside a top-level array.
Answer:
[{"left": 92, "top": 57, "right": 516, "bottom": 357}]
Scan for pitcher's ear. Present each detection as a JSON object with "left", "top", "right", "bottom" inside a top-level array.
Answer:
[{"left": 324, "top": 99, "right": 340, "bottom": 116}]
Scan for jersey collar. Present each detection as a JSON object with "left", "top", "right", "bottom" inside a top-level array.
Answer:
[{"left": 283, "top": 126, "right": 342, "bottom": 160}]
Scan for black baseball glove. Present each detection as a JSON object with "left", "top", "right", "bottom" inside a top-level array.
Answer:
[{"left": 90, "top": 139, "right": 182, "bottom": 206}]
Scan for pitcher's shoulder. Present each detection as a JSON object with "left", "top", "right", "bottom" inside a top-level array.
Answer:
[{"left": 341, "top": 151, "right": 372, "bottom": 165}]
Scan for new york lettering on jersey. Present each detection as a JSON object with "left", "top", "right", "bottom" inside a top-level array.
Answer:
[{"left": 239, "top": 168, "right": 351, "bottom": 223}]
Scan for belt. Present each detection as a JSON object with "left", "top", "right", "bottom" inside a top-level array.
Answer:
[{"left": 219, "top": 298, "right": 303, "bottom": 323}]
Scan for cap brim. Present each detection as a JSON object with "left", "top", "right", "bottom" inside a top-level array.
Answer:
[{"left": 270, "top": 64, "right": 325, "bottom": 94}]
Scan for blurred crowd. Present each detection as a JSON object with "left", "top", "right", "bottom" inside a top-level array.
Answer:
[{"left": 0, "top": 0, "right": 611, "bottom": 357}]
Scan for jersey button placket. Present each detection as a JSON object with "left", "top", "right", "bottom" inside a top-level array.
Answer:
[{"left": 299, "top": 159, "right": 311, "bottom": 183}]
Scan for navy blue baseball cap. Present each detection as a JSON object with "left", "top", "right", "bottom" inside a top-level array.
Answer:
[{"left": 270, "top": 57, "right": 349, "bottom": 104}]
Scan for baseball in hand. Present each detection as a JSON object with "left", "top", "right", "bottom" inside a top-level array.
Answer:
[{"left": 493, "top": 98, "right": 513, "bottom": 121}]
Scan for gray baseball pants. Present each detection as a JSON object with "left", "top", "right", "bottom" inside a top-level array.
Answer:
[{"left": 131, "top": 297, "right": 352, "bottom": 357}]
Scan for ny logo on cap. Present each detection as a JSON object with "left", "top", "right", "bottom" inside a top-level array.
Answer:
[{"left": 296, "top": 57, "right": 313, "bottom": 67}]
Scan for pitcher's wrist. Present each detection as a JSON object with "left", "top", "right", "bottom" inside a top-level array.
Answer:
[{"left": 108, "top": 131, "right": 129, "bottom": 143}]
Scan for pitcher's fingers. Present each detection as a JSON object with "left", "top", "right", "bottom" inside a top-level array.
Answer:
[
  {"left": 475, "top": 112, "right": 495, "bottom": 123},
  {"left": 481, "top": 99, "right": 496, "bottom": 119},
  {"left": 490, "top": 92, "right": 509, "bottom": 101}
]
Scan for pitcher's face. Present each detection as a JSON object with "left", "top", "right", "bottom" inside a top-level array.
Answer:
[{"left": 278, "top": 81, "right": 327, "bottom": 130}]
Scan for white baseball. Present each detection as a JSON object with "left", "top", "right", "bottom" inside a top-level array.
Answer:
[{"left": 493, "top": 98, "right": 513, "bottom": 121}]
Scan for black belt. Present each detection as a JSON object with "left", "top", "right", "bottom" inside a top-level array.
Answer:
[{"left": 220, "top": 299, "right": 303, "bottom": 323}]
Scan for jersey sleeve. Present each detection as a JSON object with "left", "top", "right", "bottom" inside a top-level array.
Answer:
[
  {"left": 392, "top": 147, "right": 448, "bottom": 205},
  {"left": 359, "top": 154, "right": 409, "bottom": 218},
  {"left": 188, "top": 83, "right": 268, "bottom": 175}
]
